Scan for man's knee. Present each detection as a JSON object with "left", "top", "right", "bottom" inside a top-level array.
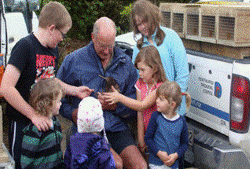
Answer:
[
  {"left": 120, "top": 145, "right": 147, "bottom": 169},
  {"left": 136, "top": 158, "right": 147, "bottom": 169},
  {"left": 115, "top": 157, "right": 123, "bottom": 169},
  {"left": 111, "top": 147, "right": 123, "bottom": 169}
]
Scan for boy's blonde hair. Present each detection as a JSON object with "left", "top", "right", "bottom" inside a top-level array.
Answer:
[
  {"left": 39, "top": 1, "right": 72, "bottom": 30},
  {"left": 29, "top": 78, "right": 65, "bottom": 118},
  {"left": 134, "top": 45, "right": 167, "bottom": 83},
  {"left": 156, "top": 81, "right": 191, "bottom": 111},
  {"left": 130, "top": 0, "right": 165, "bottom": 49}
]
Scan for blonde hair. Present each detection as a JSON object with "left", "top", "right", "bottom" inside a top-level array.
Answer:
[
  {"left": 29, "top": 78, "right": 65, "bottom": 118},
  {"left": 135, "top": 46, "right": 167, "bottom": 83},
  {"left": 130, "top": 0, "right": 165, "bottom": 49},
  {"left": 39, "top": 1, "right": 72, "bottom": 30},
  {"left": 156, "top": 81, "right": 191, "bottom": 111}
]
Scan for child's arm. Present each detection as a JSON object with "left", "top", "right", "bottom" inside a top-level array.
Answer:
[
  {"left": 138, "top": 111, "right": 146, "bottom": 151},
  {"left": 103, "top": 86, "right": 156, "bottom": 111},
  {"left": 55, "top": 78, "right": 94, "bottom": 99},
  {"left": 157, "top": 150, "right": 170, "bottom": 162},
  {"left": 1, "top": 64, "right": 51, "bottom": 131},
  {"left": 137, "top": 90, "right": 146, "bottom": 152},
  {"left": 144, "top": 112, "right": 161, "bottom": 155}
]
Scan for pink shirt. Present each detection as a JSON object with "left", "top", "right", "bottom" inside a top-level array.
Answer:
[{"left": 135, "top": 78, "right": 163, "bottom": 132}]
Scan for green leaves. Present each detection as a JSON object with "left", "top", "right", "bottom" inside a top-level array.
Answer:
[{"left": 38, "top": 0, "right": 189, "bottom": 40}]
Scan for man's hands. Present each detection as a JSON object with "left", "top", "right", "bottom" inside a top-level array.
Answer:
[
  {"left": 31, "top": 113, "right": 52, "bottom": 132},
  {"left": 55, "top": 78, "right": 94, "bottom": 99},
  {"left": 157, "top": 150, "right": 178, "bottom": 167},
  {"left": 72, "top": 108, "right": 78, "bottom": 124}
]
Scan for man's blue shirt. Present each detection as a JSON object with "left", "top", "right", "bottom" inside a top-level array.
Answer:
[{"left": 57, "top": 41, "right": 138, "bottom": 132}]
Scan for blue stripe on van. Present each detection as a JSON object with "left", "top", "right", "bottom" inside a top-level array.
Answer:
[{"left": 191, "top": 98, "right": 229, "bottom": 121}]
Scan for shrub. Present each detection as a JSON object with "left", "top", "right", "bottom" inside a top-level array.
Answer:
[
  {"left": 39, "top": 0, "right": 128, "bottom": 40},
  {"left": 38, "top": 0, "right": 190, "bottom": 40}
]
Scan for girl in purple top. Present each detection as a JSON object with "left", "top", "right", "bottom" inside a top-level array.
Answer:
[
  {"left": 64, "top": 97, "right": 115, "bottom": 169},
  {"left": 145, "top": 81, "right": 191, "bottom": 169}
]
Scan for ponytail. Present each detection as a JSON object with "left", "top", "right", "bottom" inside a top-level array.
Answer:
[{"left": 182, "top": 92, "right": 191, "bottom": 111}]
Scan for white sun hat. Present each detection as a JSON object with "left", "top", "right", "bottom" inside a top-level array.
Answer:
[{"left": 77, "top": 96, "right": 104, "bottom": 133}]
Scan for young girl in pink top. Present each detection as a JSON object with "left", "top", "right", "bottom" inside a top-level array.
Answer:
[{"left": 103, "top": 45, "right": 167, "bottom": 153}]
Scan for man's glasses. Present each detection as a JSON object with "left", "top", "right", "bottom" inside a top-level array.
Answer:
[
  {"left": 56, "top": 27, "right": 67, "bottom": 39},
  {"left": 96, "top": 40, "right": 114, "bottom": 50}
]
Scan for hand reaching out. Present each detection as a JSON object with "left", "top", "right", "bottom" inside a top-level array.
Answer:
[
  {"left": 98, "top": 92, "right": 117, "bottom": 110},
  {"left": 75, "top": 86, "right": 94, "bottom": 99},
  {"left": 102, "top": 86, "right": 121, "bottom": 104},
  {"left": 72, "top": 108, "right": 78, "bottom": 124}
]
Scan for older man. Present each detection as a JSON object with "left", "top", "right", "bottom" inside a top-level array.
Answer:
[{"left": 57, "top": 17, "right": 147, "bottom": 169}]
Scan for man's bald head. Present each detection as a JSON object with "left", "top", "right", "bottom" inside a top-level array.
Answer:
[
  {"left": 91, "top": 17, "right": 117, "bottom": 63},
  {"left": 92, "top": 17, "right": 116, "bottom": 38}
]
